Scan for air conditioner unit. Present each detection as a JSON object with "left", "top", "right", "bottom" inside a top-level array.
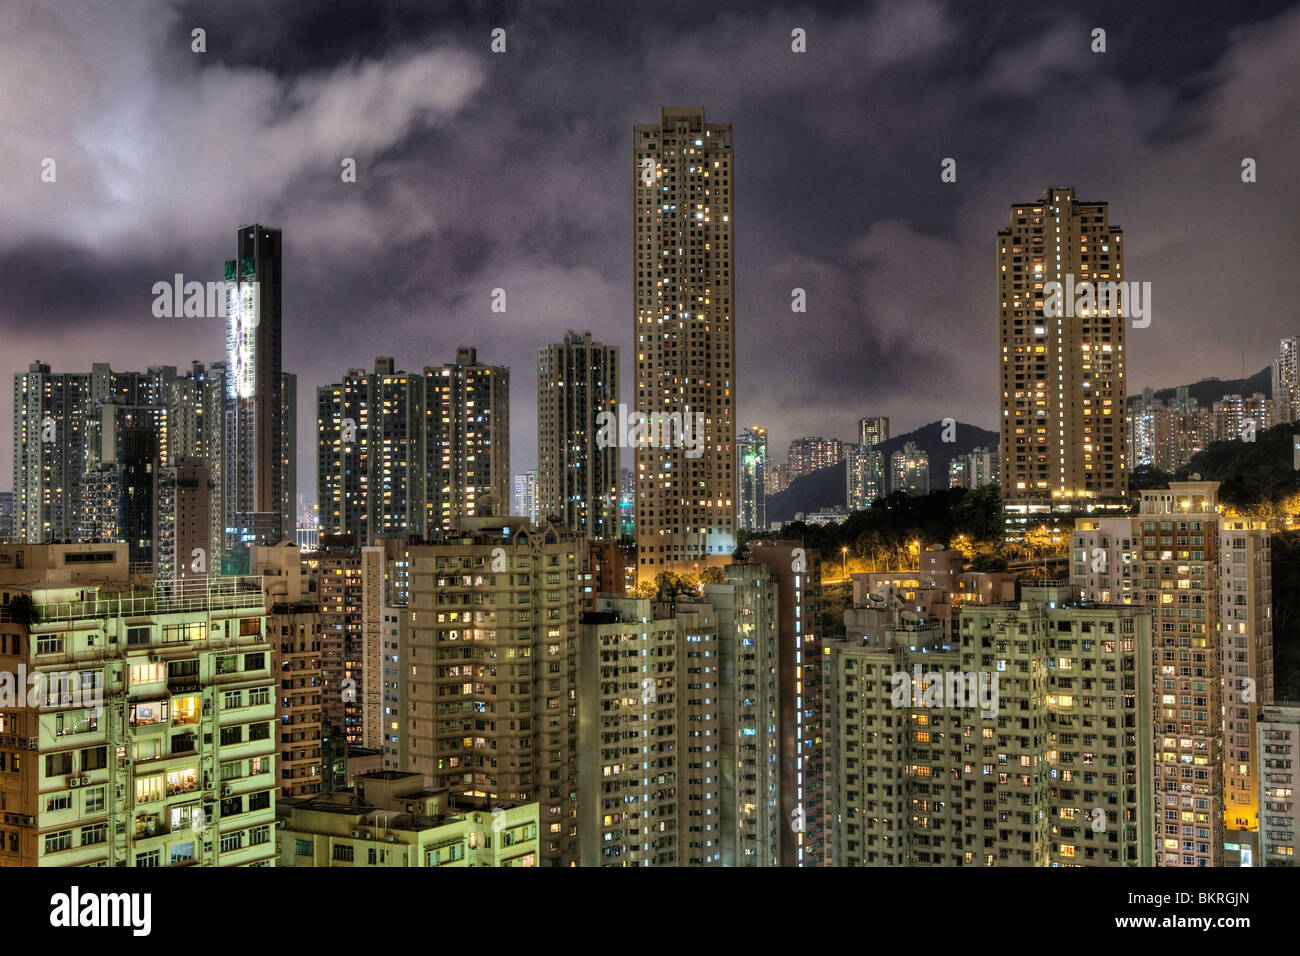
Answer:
[
  {"left": 385, "top": 834, "right": 397, "bottom": 843},
  {"left": 220, "top": 784, "right": 231, "bottom": 797},
  {"left": 149, "top": 654, "right": 161, "bottom": 663},
  {"left": 351, "top": 830, "right": 363, "bottom": 838}
]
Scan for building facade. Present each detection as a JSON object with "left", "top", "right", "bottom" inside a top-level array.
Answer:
[
  {"left": 537, "top": 331, "right": 619, "bottom": 537},
  {"left": 999, "top": 187, "right": 1128, "bottom": 534},
  {"left": 633, "top": 106, "right": 736, "bottom": 576}
]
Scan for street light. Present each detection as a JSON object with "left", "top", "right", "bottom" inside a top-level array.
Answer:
[{"left": 841, "top": 546, "right": 848, "bottom": 580}]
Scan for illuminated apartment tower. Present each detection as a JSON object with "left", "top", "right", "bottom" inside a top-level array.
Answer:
[
  {"left": 858, "top": 417, "right": 889, "bottom": 449},
  {"left": 633, "top": 106, "right": 736, "bottom": 575},
  {"left": 1072, "top": 481, "right": 1274, "bottom": 865},
  {"left": 224, "top": 225, "right": 288, "bottom": 556},
  {"left": 999, "top": 187, "right": 1128, "bottom": 533},
  {"left": 403, "top": 517, "right": 583, "bottom": 866},
  {"left": 0, "top": 543, "right": 276, "bottom": 867},
  {"left": 512, "top": 471, "right": 539, "bottom": 525},
  {"left": 749, "top": 541, "right": 825, "bottom": 866},
  {"left": 537, "top": 332, "right": 619, "bottom": 537},
  {"left": 737, "top": 426, "right": 767, "bottom": 532},
  {"left": 424, "top": 348, "right": 509, "bottom": 532},
  {"left": 787, "top": 437, "right": 843, "bottom": 482},
  {"left": 1274, "top": 338, "right": 1299, "bottom": 423},
  {"left": 252, "top": 543, "right": 324, "bottom": 799},
  {"left": 577, "top": 596, "right": 721, "bottom": 866},
  {"left": 1257, "top": 704, "right": 1300, "bottom": 866},
  {"left": 317, "top": 358, "right": 426, "bottom": 543}
]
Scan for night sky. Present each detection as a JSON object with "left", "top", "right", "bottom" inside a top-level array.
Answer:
[{"left": 2, "top": 0, "right": 1297, "bottom": 506}]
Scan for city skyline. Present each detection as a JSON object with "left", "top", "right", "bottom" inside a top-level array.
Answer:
[{"left": 2, "top": 0, "right": 1298, "bottom": 509}]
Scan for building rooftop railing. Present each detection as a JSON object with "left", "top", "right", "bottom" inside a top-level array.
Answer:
[{"left": 31, "top": 576, "right": 265, "bottom": 623}]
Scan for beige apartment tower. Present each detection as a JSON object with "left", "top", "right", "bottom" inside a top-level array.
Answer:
[
  {"left": 1072, "top": 481, "right": 1274, "bottom": 865},
  {"left": 633, "top": 107, "right": 736, "bottom": 576},
  {"left": 826, "top": 584, "right": 1155, "bottom": 866},
  {"left": 999, "top": 187, "right": 1128, "bottom": 533},
  {"left": 402, "top": 516, "right": 582, "bottom": 866}
]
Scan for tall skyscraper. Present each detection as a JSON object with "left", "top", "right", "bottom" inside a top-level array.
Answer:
[
  {"left": 578, "top": 595, "right": 720, "bottom": 866},
  {"left": 633, "top": 106, "right": 735, "bottom": 576},
  {"left": 737, "top": 426, "right": 767, "bottom": 532},
  {"left": 537, "top": 331, "right": 619, "bottom": 537},
  {"left": 403, "top": 516, "right": 582, "bottom": 866},
  {"left": 749, "top": 541, "right": 825, "bottom": 866},
  {"left": 999, "top": 187, "right": 1128, "bottom": 533},
  {"left": 1273, "top": 337, "right": 1299, "bottom": 424},
  {"left": 224, "top": 225, "right": 288, "bottom": 559},
  {"left": 424, "top": 348, "right": 509, "bottom": 531},
  {"left": 317, "top": 358, "right": 426, "bottom": 543},
  {"left": 1072, "top": 481, "right": 1274, "bottom": 866}
]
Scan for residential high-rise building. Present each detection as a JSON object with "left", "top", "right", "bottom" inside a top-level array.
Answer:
[
  {"left": 224, "top": 224, "right": 290, "bottom": 558},
  {"left": 738, "top": 426, "right": 767, "bottom": 532},
  {"left": 0, "top": 492, "right": 13, "bottom": 542},
  {"left": 403, "top": 516, "right": 582, "bottom": 865},
  {"left": 1273, "top": 338, "right": 1299, "bottom": 424},
  {"left": 858, "top": 417, "right": 889, "bottom": 449},
  {"left": 998, "top": 187, "right": 1128, "bottom": 533},
  {"left": 300, "top": 535, "right": 383, "bottom": 752},
  {"left": 787, "top": 437, "right": 843, "bottom": 482},
  {"left": 0, "top": 542, "right": 276, "bottom": 866},
  {"left": 1072, "top": 481, "right": 1274, "bottom": 865},
  {"left": 537, "top": 331, "right": 619, "bottom": 537},
  {"left": 317, "top": 358, "right": 426, "bottom": 543},
  {"left": 253, "top": 542, "right": 324, "bottom": 800},
  {"left": 424, "top": 348, "right": 509, "bottom": 532},
  {"left": 81, "top": 403, "right": 165, "bottom": 570},
  {"left": 156, "top": 458, "right": 213, "bottom": 583},
  {"left": 512, "top": 471, "right": 539, "bottom": 525},
  {"left": 1127, "top": 387, "right": 1208, "bottom": 474},
  {"left": 705, "top": 563, "right": 781, "bottom": 866},
  {"left": 846, "top": 418, "right": 889, "bottom": 512},
  {"left": 891, "top": 441, "right": 929, "bottom": 496},
  {"left": 748, "top": 541, "right": 824, "bottom": 866},
  {"left": 948, "top": 446, "right": 998, "bottom": 490},
  {"left": 1210, "top": 393, "right": 1272, "bottom": 441},
  {"left": 826, "top": 583, "right": 1155, "bottom": 866},
  {"left": 13, "top": 362, "right": 226, "bottom": 561},
  {"left": 1257, "top": 704, "right": 1300, "bottom": 866},
  {"left": 633, "top": 106, "right": 736, "bottom": 576},
  {"left": 577, "top": 596, "right": 720, "bottom": 866}
]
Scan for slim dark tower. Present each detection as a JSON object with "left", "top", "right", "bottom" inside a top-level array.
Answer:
[{"left": 224, "top": 225, "right": 286, "bottom": 566}]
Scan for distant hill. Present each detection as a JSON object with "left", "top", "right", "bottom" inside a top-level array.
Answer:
[
  {"left": 1127, "top": 367, "right": 1272, "bottom": 409},
  {"left": 1176, "top": 421, "right": 1300, "bottom": 508},
  {"left": 766, "top": 420, "right": 998, "bottom": 523}
]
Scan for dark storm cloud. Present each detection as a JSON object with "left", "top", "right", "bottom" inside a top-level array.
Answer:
[{"left": 1, "top": 0, "right": 1297, "bottom": 501}]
